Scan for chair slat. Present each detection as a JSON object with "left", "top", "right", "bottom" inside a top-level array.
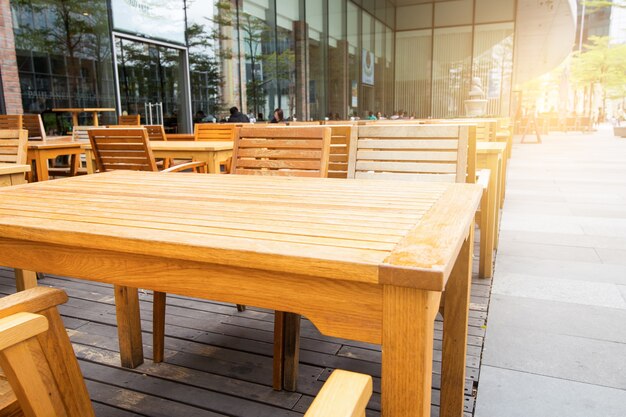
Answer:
[{"left": 0, "top": 129, "right": 28, "bottom": 165}]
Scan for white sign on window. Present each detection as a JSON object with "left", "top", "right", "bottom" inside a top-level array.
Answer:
[
  {"left": 362, "top": 50, "right": 375, "bottom": 86},
  {"left": 111, "top": 0, "right": 186, "bottom": 44}
]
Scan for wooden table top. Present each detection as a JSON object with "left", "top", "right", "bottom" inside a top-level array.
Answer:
[
  {"left": 0, "top": 163, "right": 30, "bottom": 175},
  {"left": 476, "top": 141, "right": 507, "bottom": 154},
  {"left": 0, "top": 171, "right": 481, "bottom": 290},
  {"left": 27, "top": 137, "right": 82, "bottom": 149},
  {"left": 81, "top": 141, "right": 233, "bottom": 152},
  {"left": 52, "top": 108, "right": 116, "bottom": 112}
]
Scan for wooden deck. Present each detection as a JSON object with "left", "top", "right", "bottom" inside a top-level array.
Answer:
[{"left": 0, "top": 251, "right": 490, "bottom": 417}]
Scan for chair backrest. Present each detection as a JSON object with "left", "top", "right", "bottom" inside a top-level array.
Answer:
[
  {"left": 88, "top": 128, "right": 158, "bottom": 172},
  {"left": 0, "top": 115, "right": 22, "bottom": 130},
  {"left": 118, "top": 114, "right": 141, "bottom": 125},
  {"left": 71, "top": 126, "right": 96, "bottom": 142},
  {"left": 0, "top": 129, "right": 29, "bottom": 165},
  {"left": 144, "top": 125, "right": 167, "bottom": 141},
  {"left": 194, "top": 123, "right": 236, "bottom": 141},
  {"left": 0, "top": 287, "right": 95, "bottom": 417},
  {"left": 285, "top": 121, "right": 321, "bottom": 126},
  {"left": 21, "top": 114, "right": 46, "bottom": 140},
  {"left": 348, "top": 124, "right": 470, "bottom": 183},
  {"left": 327, "top": 125, "right": 352, "bottom": 179},
  {"left": 232, "top": 126, "right": 331, "bottom": 177}
]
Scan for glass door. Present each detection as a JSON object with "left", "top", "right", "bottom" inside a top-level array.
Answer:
[{"left": 115, "top": 37, "right": 189, "bottom": 133}]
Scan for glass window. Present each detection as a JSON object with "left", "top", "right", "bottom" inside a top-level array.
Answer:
[
  {"left": 475, "top": 0, "right": 515, "bottom": 24},
  {"left": 187, "top": 0, "right": 237, "bottom": 122},
  {"left": 434, "top": 0, "right": 473, "bottom": 27},
  {"left": 396, "top": 4, "right": 432, "bottom": 31},
  {"left": 473, "top": 23, "right": 514, "bottom": 116},
  {"left": 307, "top": 0, "right": 326, "bottom": 120},
  {"left": 395, "top": 29, "right": 432, "bottom": 118},
  {"left": 347, "top": 2, "right": 360, "bottom": 116},
  {"left": 432, "top": 26, "right": 472, "bottom": 117},
  {"left": 239, "top": 0, "right": 277, "bottom": 120},
  {"left": 11, "top": 0, "right": 116, "bottom": 131},
  {"left": 275, "top": 0, "right": 299, "bottom": 119},
  {"left": 328, "top": 0, "right": 347, "bottom": 119}
]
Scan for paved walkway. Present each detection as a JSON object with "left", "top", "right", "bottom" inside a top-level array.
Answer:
[{"left": 474, "top": 126, "right": 626, "bottom": 417}]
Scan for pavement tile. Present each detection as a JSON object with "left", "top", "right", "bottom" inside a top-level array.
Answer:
[
  {"left": 488, "top": 294, "right": 626, "bottom": 344},
  {"left": 491, "top": 272, "right": 626, "bottom": 309},
  {"left": 481, "top": 325, "right": 626, "bottom": 390},
  {"left": 474, "top": 366, "right": 626, "bottom": 417}
]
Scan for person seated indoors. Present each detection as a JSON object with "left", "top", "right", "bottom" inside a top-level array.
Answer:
[
  {"left": 270, "top": 108, "right": 285, "bottom": 123},
  {"left": 227, "top": 106, "right": 250, "bottom": 123},
  {"left": 367, "top": 111, "right": 377, "bottom": 120}
]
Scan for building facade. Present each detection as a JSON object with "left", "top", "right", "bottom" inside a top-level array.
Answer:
[{"left": 0, "top": 0, "right": 576, "bottom": 133}]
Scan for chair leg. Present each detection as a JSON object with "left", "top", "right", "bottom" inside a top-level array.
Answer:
[
  {"left": 153, "top": 291, "right": 166, "bottom": 363},
  {"left": 236, "top": 304, "right": 246, "bottom": 312}
]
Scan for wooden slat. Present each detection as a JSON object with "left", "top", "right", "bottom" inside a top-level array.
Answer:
[
  {"left": 357, "top": 150, "right": 458, "bottom": 161},
  {"left": 0, "top": 130, "right": 28, "bottom": 165},
  {"left": 354, "top": 172, "right": 457, "bottom": 182},
  {"left": 356, "top": 161, "right": 457, "bottom": 174},
  {"left": 357, "top": 139, "right": 459, "bottom": 149}
]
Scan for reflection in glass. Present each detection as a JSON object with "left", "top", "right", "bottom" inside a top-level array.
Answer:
[
  {"left": 432, "top": 26, "right": 472, "bottom": 118},
  {"left": 472, "top": 23, "right": 514, "bottom": 116},
  {"left": 395, "top": 30, "right": 432, "bottom": 118},
  {"left": 11, "top": 0, "right": 115, "bottom": 131}
]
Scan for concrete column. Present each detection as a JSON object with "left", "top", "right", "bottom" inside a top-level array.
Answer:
[{"left": 293, "top": 20, "right": 308, "bottom": 120}]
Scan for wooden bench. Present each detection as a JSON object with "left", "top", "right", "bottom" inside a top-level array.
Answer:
[{"left": 0, "top": 287, "right": 372, "bottom": 417}]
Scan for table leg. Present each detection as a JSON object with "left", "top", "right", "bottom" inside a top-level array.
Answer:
[
  {"left": 85, "top": 149, "right": 95, "bottom": 174},
  {"left": 14, "top": 269, "right": 37, "bottom": 291},
  {"left": 273, "top": 311, "right": 301, "bottom": 391},
  {"left": 35, "top": 151, "right": 50, "bottom": 182},
  {"left": 208, "top": 152, "right": 221, "bottom": 174},
  {"left": 113, "top": 285, "right": 144, "bottom": 368},
  {"left": 440, "top": 225, "right": 473, "bottom": 417},
  {"left": 69, "top": 154, "right": 80, "bottom": 176},
  {"left": 92, "top": 111, "right": 99, "bottom": 126},
  {"left": 478, "top": 185, "right": 491, "bottom": 279},
  {"left": 153, "top": 291, "right": 166, "bottom": 363},
  {"left": 71, "top": 113, "right": 79, "bottom": 127},
  {"left": 382, "top": 286, "right": 440, "bottom": 417}
]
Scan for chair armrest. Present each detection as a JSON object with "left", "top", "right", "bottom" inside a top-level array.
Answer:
[
  {"left": 0, "top": 312, "right": 48, "bottom": 351},
  {"left": 162, "top": 161, "right": 207, "bottom": 173},
  {"left": 304, "top": 370, "right": 372, "bottom": 417},
  {"left": 476, "top": 169, "right": 490, "bottom": 190},
  {"left": 0, "top": 287, "right": 68, "bottom": 320}
]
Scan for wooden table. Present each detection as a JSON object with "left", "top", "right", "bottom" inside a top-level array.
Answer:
[
  {"left": 0, "top": 171, "right": 481, "bottom": 417},
  {"left": 83, "top": 141, "right": 233, "bottom": 174},
  {"left": 0, "top": 163, "right": 38, "bottom": 291},
  {"left": 52, "top": 108, "right": 116, "bottom": 127},
  {"left": 27, "top": 137, "right": 83, "bottom": 182},
  {"left": 477, "top": 142, "right": 506, "bottom": 264}
]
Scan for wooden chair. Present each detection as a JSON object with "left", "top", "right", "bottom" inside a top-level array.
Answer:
[
  {"left": 88, "top": 128, "right": 205, "bottom": 174},
  {"left": 349, "top": 123, "right": 494, "bottom": 279},
  {"left": 88, "top": 128, "right": 206, "bottom": 364},
  {"left": 194, "top": 123, "right": 236, "bottom": 141},
  {"left": 145, "top": 124, "right": 170, "bottom": 168},
  {"left": 231, "top": 126, "right": 331, "bottom": 390},
  {"left": 118, "top": 114, "right": 141, "bottom": 125},
  {"left": 231, "top": 126, "right": 331, "bottom": 177},
  {"left": 0, "top": 115, "right": 22, "bottom": 130},
  {"left": 347, "top": 124, "right": 469, "bottom": 182},
  {"left": 0, "top": 287, "right": 372, "bottom": 417},
  {"left": 327, "top": 125, "right": 352, "bottom": 179},
  {"left": 21, "top": 114, "right": 46, "bottom": 140},
  {"left": 0, "top": 129, "right": 29, "bottom": 166}
]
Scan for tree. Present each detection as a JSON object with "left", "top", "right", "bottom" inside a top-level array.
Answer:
[{"left": 570, "top": 36, "right": 626, "bottom": 114}]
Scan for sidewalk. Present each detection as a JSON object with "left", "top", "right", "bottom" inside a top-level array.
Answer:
[{"left": 474, "top": 126, "right": 626, "bottom": 417}]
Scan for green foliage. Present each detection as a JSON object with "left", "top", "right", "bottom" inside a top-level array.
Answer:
[
  {"left": 571, "top": 36, "right": 626, "bottom": 98},
  {"left": 583, "top": 0, "right": 626, "bottom": 12}
]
